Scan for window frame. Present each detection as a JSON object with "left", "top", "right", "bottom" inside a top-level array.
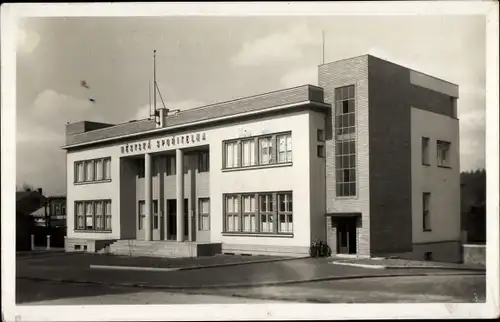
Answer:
[
  {"left": 74, "top": 157, "right": 112, "bottom": 184},
  {"left": 198, "top": 151, "right": 210, "bottom": 173},
  {"left": 222, "top": 131, "right": 292, "bottom": 170},
  {"left": 422, "top": 137, "right": 430, "bottom": 166},
  {"left": 222, "top": 191, "right": 293, "bottom": 236},
  {"left": 423, "top": 192, "right": 431, "bottom": 231},
  {"left": 317, "top": 129, "right": 325, "bottom": 142},
  {"left": 436, "top": 140, "right": 451, "bottom": 168},
  {"left": 74, "top": 199, "right": 112, "bottom": 232},
  {"left": 198, "top": 198, "right": 210, "bottom": 231}
]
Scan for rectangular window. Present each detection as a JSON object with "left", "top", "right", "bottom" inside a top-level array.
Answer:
[
  {"left": 259, "top": 194, "right": 274, "bottom": 233},
  {"left": 317, "top": 145, "right": 325, "bottom": 158},
  {"left": 225, "top": 195, "right": 240, "bottom": 232},
  {"left": 317, "top": 129, "right": 325, "bottom": 142},
  {"left": 223, "top": 132, "right": 292, "bottom": 169},
  {"left": 437, "top": 140, "right": 451, "bottom": 167},
  {"left": 75, "top": 158, "right": 110, "bottom": 184},
  {"left": 277, "top": 133, "right": 292, "bottom": 163},
  {"left": 85, "top": 202, "right": 94, "bottom": 230},
  {"left": 199, "top": 151, "right": 210, "bottom": 172},
  {"left": 95, "top": 159, "right": 103, "bottom": 181},
  {"left": 104, "top": 200, "right": 112, "bottom": 230},
  {"left": 225, "top": 141, "right": 240, "bottom": 168},
  {"left": 335, "top": 139, "right": 356, "bottom": 197},
  {"left": 423, "top": 192, "right": 431, "bottom": 231},
  {"left": 75, "top": 200, "right": 111, "bottom": 232},
  {"left": 76, "top": 202, "right": 85, "bottom": 229},
  {"left": 242, "top": 195, "right": 257, "bottom": 232},
  {"left": 103, "top": 159, "right": 111, "bottom": 179},
  {"left": 241, "top": 139, "right": 256, "bottom": 167},
  {"left": 95, "top": 201, "right": 104, "bottom": 230},
  {"left": 422, "top": 137, "right": 430, "bottom": 165},
  {"left": 85, "top": 161, "right": 94, "bottom": 182},
  {"left": 199, "top": 198, "right": 210, "bottom": 231},
  {"left": 138, "top": 201, "right": 145, "bottom": 230},
  {"left": 259, "top": 137, "right": 273, "bottom": 165},
  {"left": 166, "top": 156, "right": 176, "bottom": 176},
  {"left": 278, "top": 193, "right": 293, "bottom": 233},
  {"left": 153, "top": 200, "right": 159, "bottom": 229},
  {"left": 55, "top": 204, "right": 61, "bottom": 216},
  {"left": 335, "top": 85, "right": 357, "bottom": 197}
]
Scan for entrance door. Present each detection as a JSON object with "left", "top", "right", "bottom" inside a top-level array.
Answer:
[
  {"left": 337, "top": 217, "right": 357, "bottom": 255},
  {"left": 167, "top": 199, "right": 189, "bottom": 241}
]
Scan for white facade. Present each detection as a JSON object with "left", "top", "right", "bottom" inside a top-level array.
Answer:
[{"left": 66, "top": 109, "right": 327, "bottom": 255}]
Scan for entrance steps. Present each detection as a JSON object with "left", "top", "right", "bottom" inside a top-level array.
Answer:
[{"left": 107, "top": 239, "right": 222, "bottom": 258}]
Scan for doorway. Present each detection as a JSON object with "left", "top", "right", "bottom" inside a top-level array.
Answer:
[
  {"left": 336, "top": 217, "right": 357, "bottom": 255},
  {"left": 167, "top": 199, "right": 188, "bottom": 241}
]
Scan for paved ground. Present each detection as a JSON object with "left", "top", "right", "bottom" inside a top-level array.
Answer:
[
  {"left": 17, "top": 279, "right": 284, "bottom": 305},
  {"left": 332, "top": 257, "right": 485, "bottom": 270},
  {"left": 196, "top": 274, "right": 486, "bottom": 303},
  {"left": 17, "top": 253, "right": 481, "bottom": 290}
]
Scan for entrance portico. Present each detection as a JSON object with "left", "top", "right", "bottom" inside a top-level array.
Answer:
[{"left": 127, "top": 144, "right": 209, "bottom": 243}]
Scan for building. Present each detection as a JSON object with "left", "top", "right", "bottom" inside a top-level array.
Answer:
[
  {"left": 62, "top": 55, "right": 460, "bottom": 262},
  {"left": 29, "top": 196, "right": 67, "bottom": 228}
]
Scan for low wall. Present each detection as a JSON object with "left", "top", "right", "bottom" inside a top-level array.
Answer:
[
  {"left": 222, "top": 244, "right": 309, "bottom": 257},
  {"left": 463, "top": 244, "right": 486, "bottom": 267},
  {"left": 380, "top": 241, "right": 462, "bottom": 263}
]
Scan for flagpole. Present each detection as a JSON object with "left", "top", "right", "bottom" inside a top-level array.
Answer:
[
  {"left": 322, "top": 30, "right": 325, "bottom": 64},
  {"left": 153, "top": 49, "right": 157, "bottom": 119},
  {"left": 148, "top": 79, "right": 151, "bottom": 119}
]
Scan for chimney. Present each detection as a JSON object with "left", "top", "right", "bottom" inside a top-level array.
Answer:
[{"left": 156, "top": 108, "right": 168, "bottom": 128}]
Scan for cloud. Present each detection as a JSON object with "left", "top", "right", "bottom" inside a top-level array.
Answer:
[
  {"left": 280, "top": 66, "right": 318, "bottom": 88},
  {"left": 134, "top": 99, "right": 205, "bottom": 120},
  {"left": 17, "top": 21, "right": 40, "bottom": 54},
  {"left": 231, "top": 25, "right": 321, "bottom": 67}
]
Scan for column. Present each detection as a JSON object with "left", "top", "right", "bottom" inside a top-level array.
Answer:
[
  {"left": 176, "top": 149, "right": 184, "bottom": 242},
  {"left": 187, "top": 162, "right": 194, "bottom": 242},
  {"left": 145, "top": 153, "right": 152, "bottom": 241}
]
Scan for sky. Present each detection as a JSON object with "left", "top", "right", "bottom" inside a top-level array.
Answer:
[{"left": 15, "top": 15, "right": 486, "bottom": 196}]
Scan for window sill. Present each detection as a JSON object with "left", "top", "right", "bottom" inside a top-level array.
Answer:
[
  {"left": 222, "top": 232, "right": 294, "bottom": 238},
  {"left": 335, "top": 196, "right": 358, "bottom": 200},
  {"left": 222, "top": 162, "right": 292, "bottom": 172},
  {"left": 422, "top": 163, "right": 431, "bottom": 167},
  {"left": 74, "top": 179, "right": 112, "bottom": 186},
  {"left": 423, "top": 229, "right": 432, "bottom": 232},
  {"left": 437, "top": 165, "right": 452, "bottom": 169},
  {"left": 74, "top": 230, "right": 112, "bottom": 233}
]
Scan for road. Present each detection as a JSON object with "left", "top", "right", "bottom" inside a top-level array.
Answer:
[{"left": 15, "top": 252, "right": 486, "bottom": 304}]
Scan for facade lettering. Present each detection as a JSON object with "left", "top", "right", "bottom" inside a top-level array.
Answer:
[{"left": 120, "top": 132, "right": 207, "bottom": 154}]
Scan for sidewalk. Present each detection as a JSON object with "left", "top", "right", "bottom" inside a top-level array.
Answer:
[{"left": 331, "top": 258, "right": 486, "bottom": 272}]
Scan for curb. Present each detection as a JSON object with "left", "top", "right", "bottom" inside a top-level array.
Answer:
[
  {"left": 18, "top": 270, "right": 484, "bottom": 291},
  {"left": 331, "top": 261, "right": 486, "bottom": 272},
  {"left": 89, "top": 256, "right": 309, "bottom": 272}
]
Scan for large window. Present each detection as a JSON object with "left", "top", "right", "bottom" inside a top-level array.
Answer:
[
  {"left": 223, "top": 191, "right": 293, "bottom": 235},
  {"left": 335, "top": 140, "right": 356, "bottom": 197},
  {"left": 259, "top": 137, "right": 273, "bottom": 165},
  {"left": 335, "top": 85, "right": 356, "bottom": 137},
  {"left": 199, "top": 151, "right": 210, "bottom": 172},
  {"left": 423, "top": 192, "right": 431, "bottom": 231},
  {"left": 278, "top": 193, "right": 293, "bottom": 233},
  {"left": 152, "top": 200, "right": 159, "bottom": 230},
  {"left": 335, "top": 85, "right": 357, "bottom": 198},
  {"left": 199, "top": 198, "right": 210, "bottom": 230},
  {"left": 74, "top": 200, "right": 111, "bottom": 231},
  {"left": 242, "top": 195, "right": 257, "bottom": 232},
  {"left": 75, "top": 158, "right": 111, "bottom": 184},
  {"left": 166, "top": 155, "right": 188, "bottom": 175},
  {"left": 241, "top": 139, "right": 256, "bottom": 167},
  {"left": 225, "top": 195, "right": 240, "bottom": 232},
  {"left": 223, "top": 132, "right": 292, "bottom": 169},
  {"left": 437, "top": 140, "right": 451, "bottom": 167},
  {"left": 422, "top": 137, "right": 430, "bottom": 165}
]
